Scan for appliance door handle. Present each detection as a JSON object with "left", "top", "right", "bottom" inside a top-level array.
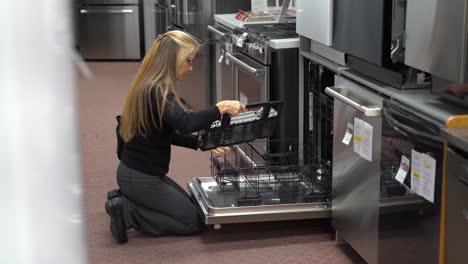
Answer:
[
  {"left": 80, "top": 9, "right": 133, "bottom": 14},
  {"left": 325, "top": 86, "right": 382, "bottom": 117},
  {"left": 225, "top": 52, "right": 258, "bottom": 76},
  {"left": 207, "top": 25, "right": 226, "bottom": 38},
  {"left": 182, "top": 0, "right": 189, "bottom": 24},
  {"left": 383, "top": 108, "right": 444, "bottom": 144}
]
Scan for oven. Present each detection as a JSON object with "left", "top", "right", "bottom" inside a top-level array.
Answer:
[
  {"left": 327, "top": 75, "right": 444, "bottom": 264},
  {"left": 227, "top": 52, "right": 269, "bottom": 105},
  {"left": 154, "top": 0, "right": 168, "bottom": 37},
  {"left": 209, "top": 24, "right": 235, "bottom": 101}
]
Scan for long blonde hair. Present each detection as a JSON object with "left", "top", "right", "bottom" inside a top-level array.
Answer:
[{"left": 120, "top": 31, "right": 199, "bottom": 142}]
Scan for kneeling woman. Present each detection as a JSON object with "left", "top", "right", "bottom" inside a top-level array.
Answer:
[{"left": 105, "top": 30, "right": 245, "bottom": 244}]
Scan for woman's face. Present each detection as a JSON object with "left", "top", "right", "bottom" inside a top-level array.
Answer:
[{"left": 177, "top": 49, "right": 196, "bottom": 80}]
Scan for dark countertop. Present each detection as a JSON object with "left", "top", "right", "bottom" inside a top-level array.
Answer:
[{"left": 441, "top": 127, "right": 468, "bottom": 153}]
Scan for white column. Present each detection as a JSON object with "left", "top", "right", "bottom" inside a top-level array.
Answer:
[{"left": 0, "top": 1, "right": 87, "bottom": 264}]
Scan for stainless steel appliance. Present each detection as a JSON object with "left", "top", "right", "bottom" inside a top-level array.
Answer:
[
  {"left": 154, "top": 0, "right": 168, "bottom": 39},
  {"left": 208, "top": 24, "right": 235, "bottom": 102},
  {"left": 440, "top": 126, "right": 468, "bottom": 264},
  {"left": 143, "top": 0, "right": 168, "bottom": 55},
  {"left": 167, "top": 0, "right": 251, "bottom": 110},
  {"left": 188, "top": 23, "right": 334, "bottom": 227},
  {"left": 296, "top": 0, "right": 333, "bottom": 46},
  {"left": 404, "top": 0, "right": 468, "bottom": 107},
  {"left": 443, "top": 143, "right": 468, "bottom": 264},
  {"left": 327, "top": 75, "right": 444, "bottom": 264},
  {"left": 332, "top": 0, "right": 429, "bottom": 90},
  {"left": 78, "top": 0, "right": 142, "bottom": 60},
  {"left": 231, "top": 23, "right": 299, "bottom": 141}
]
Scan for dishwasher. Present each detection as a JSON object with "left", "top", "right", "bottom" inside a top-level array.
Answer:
[
  {"left": 188, "top": 58, "right": 334, "bottom": 229},
  {"left": 78, "top": 0, "right": 141, "bottom": 60},
  {"left": 327, "top": 75, "right": 443, "bottom": 264}
]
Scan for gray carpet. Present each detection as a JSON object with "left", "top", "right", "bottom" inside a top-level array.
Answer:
[{"left": 78, "top": 62, "right": 365, "bottom": 264}]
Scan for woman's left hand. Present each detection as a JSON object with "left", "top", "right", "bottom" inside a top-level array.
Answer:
[{"left": 211, "top": 146, "right": 231, "bottom": 155}]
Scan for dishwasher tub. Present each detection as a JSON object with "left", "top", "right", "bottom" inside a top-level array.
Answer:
[{"left": 188, "top": 139, "right": 332, "bottom": 226}]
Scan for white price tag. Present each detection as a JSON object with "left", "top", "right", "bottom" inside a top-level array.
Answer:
[
  {"left": 342, "top": 122, "right": 353, "bottom": 145},
  {"left": 236, "top": 32, "right": 248, "bottom": 48},
  {"left": 218, "top": 53, "right": 224, "bottom": 63},
  {"left": 359, "top": 121, "right": 374, "bottom": 162},
  {"left": 395, "top": 155, "right": 410, "bottom": 184}
]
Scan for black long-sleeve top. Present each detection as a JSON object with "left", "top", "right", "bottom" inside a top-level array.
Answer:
[{"left": 121, "top": 91, "right": 221, "bottom": 176}]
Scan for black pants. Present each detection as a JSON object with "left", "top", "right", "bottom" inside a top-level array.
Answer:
[{"left": 116, "top": 163, "right": 204, "bottom": 236}]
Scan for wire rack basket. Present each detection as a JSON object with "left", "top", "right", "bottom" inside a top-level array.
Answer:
[
  {"left": 198, "top": 101, "right": 283, "bottom": 151},
  {"left": 210, "top": 139, "right": 332, "bottom": 206},
  {"left": 380, "top": 145, "right": 415, "bottom": 198}
]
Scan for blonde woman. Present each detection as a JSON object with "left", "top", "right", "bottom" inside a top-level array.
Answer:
[{"left": 105, "top": 30, "right": 245, "bottom": 244}]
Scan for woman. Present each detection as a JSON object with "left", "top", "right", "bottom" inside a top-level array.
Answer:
[{"left": 105, "top": 30, "right": 245, "bottom": 244}]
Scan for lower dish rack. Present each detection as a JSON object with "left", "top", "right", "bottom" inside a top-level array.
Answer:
[
  {"left": 210, "top": 139, "right": 331, "bottom": 206},
  {"left": 188, "top": 139, "right": 332, "bottom": 226}
]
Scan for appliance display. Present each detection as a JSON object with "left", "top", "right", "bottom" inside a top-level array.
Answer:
[
  {"left": 332, "top": 0, "right": 430, "bottom": 90},
  {"left": 78, "top": 0, "right": 141, "bottom": 60},
  {"left": 143, "top": 0, "right": 168, "bottom": 55},
  {"left": 187, "top": 24, "right": 335, "bottom": 227},
  {"left": 404, "top": 0, "right": 468, "bottom": 108},
  {"left": 231, "top": 23, "right": 299, "bottom": 141},
  {"left": 167, "top": 0, "right": 251, "bottom": 110},
  {"left": 444, "top": 144, "right": 468, "bottom": 263},
  {"left": 327, "top": 75, "right": 444, "bottom": 264},
  {"left": 296, "top": 0, "right": 333, "bottom": 46}
]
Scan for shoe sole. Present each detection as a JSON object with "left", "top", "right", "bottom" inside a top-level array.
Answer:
[{"left": 105, "top": 198, "right": 128, "bottom": 244}]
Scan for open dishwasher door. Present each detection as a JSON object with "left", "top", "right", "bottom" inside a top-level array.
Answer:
[{"left": 188, "top": 139, "right": 332, "bottom": 226}]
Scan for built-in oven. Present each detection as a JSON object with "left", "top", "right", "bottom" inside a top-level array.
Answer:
[
  {"left": 227, "top": 52, "right": 269, "bottom": 105},
  {"left": 154, "top": 0, "right": 168, "bottom": 37},
  {"left": 327, "top": 75, "right": 443, "bottom": 264},
  {"left": 168, "top": 0, "right": 250, "bottom": 41}
]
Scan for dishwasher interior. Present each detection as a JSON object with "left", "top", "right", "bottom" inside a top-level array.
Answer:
[{"left": 188, "top": 58, "right": 335, "bottom": 226}]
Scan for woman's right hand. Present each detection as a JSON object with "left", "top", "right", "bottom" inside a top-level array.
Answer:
[{"left": 216, "top": 100, "right": 246, "bottom": 116}]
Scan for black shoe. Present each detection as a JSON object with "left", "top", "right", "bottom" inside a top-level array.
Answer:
[
  {"left": 105, "top": 196, "right": 128, "bottom": 244},
  {"left": 106, "top": 189, "right": 121, "bottom": 200}
]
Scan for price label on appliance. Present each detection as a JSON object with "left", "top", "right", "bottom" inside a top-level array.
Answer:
[
  {"left": 342, "top": 122, "right": 353, "bottom": 145},
  {"left": 236, "top": 32, "right": 248, "bottom": 48},
  {"left": 395, "top": 155, "right": 410, "bottom": 184},
  {"left": 218, "top": 50, "right": 224, "bottom": 63}
]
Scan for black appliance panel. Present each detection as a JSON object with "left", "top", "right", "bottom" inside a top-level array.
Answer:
[{"left": 333, "top": 0, "right": 391, "bottom": 66}]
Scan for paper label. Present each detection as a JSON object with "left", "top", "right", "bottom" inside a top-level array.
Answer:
[
  {"left": 395, "top": 155, "right": 410, "bottom": 183},
  {"left": 353, "top": 118, "right": 364, "bottom": 154},
  {"left": 218, "top": 50, "right": 225, "bottom": 63},
  {"left": 236, "top": 32, "right": 248, "bottom": 48},
  {"left": 359, "top": 122, "right": 373, "bottom": 161},
  {"left": 411, "top": 149, "right": 423, "bottom": 195},
  {"left": 411, "top": 150, "right": 436, "bottom": 203},
  {"left": 421, "top": 154, "right": 436, "bottom": 203},
  {"left": 342, "top": 122, "right": 353, "bottom": 145}
]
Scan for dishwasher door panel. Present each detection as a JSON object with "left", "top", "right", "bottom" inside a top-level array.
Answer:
[
  {"left": 189, "top": 177, "right": 331, "bottom": 225},
  {"left": 328, "top": 75, "right": 383, "bottom": 264},
  {"left": 79, "top": 5, "right": 141, "bottom": 60}
]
